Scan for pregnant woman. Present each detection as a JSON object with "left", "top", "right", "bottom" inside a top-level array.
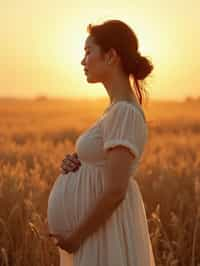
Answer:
[{"left": 47, "top": 19, "right": 155, "bottom": 266}]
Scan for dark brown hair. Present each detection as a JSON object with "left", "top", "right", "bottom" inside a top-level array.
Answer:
[{"left": 86, "top": 19, "right": 154, "bottom": 106}]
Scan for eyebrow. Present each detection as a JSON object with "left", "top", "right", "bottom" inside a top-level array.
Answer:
[{"left": 84, "top": 45, "right": 91, "bottom": 50}]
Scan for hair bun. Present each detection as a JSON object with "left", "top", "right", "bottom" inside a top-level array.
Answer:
[{"left": 133, "top": 54, "right": 153, "bottom": 80}]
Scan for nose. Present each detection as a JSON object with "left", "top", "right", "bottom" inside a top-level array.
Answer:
[{"left": 81, "top": 57, "right": 85, "bottom": 66}]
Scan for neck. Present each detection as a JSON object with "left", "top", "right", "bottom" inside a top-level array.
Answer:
[{"left": 102, "top": 68, "right": 138, "bottom": 105}]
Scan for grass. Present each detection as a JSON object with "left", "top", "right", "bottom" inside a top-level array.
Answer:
[{"left": 0, "top": 98, "right": 199, "bottom": 265}]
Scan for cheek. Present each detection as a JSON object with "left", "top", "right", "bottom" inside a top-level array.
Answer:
[
  {"left": 85, "top": 54, "right": 107, "bottom": 82},
  {"left": 87, "top": 52, "right": 103, "bottom": 66},
  {"left": 89, "top": 56, "right": 105, "bottom": 75},
  {"left": 87, "top": 54, "right": 98, "bottom": 66}
]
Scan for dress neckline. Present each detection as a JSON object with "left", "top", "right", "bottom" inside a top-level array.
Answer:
[{"left": 103, "top": 100, "right": 146, "bottom": 123}]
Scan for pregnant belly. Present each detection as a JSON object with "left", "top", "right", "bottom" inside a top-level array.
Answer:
[
  {"left": 47, "top": 173, "right": 70, "bottom": 236},
  {"left": 47, "top": 166, "right": 104, "bottom": 236}
]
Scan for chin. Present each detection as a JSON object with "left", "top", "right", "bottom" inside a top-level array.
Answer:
[
  {"left": 87, "top": 80, "right": 98, "bottom": 83},
  {"left": 86, "top": 76, "right": 99, "bottom": 83}
]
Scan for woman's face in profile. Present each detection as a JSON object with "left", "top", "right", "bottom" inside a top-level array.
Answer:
[{"left": 81, "top": 35, "right": 109, "bottom": 83}]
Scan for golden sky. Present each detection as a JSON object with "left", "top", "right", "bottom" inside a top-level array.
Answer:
[{"left": 0, "top": 0, "right": 200, "bottom": 101}]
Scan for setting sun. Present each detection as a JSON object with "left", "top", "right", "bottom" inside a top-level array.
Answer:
[{"left": 0, "top": 2, "right": 199, "bottom": 100}]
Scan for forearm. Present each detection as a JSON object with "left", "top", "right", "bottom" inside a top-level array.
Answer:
[{"left": 72, "top": 191, "right": 125, "bottom": 243}]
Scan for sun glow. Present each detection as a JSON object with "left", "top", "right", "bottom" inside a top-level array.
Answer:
[
  {"left": 2, "top": 2, "right": 199, "bottom": 100},
  {"left": 52, "top": 22, "right": 86, "bottom": 76},
  {"left": 52, "top": 14, "right": 161, "bottom": 78}
]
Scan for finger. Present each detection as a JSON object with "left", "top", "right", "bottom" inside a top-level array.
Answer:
[
  {"left": 62, "top": 155, "right": 81, "bottom": 166},
  {"left": 49, "top": 235, "right": 63, "bottom": 247},
  {"left": 71, "top": 158, "right": 81, "bottom": 165},
  {"left": 62, "top": 159, "right": 78, "bottom": 168},
  {"left": 61, "top": 163, "right": 69, "bottom": 170},
  {"left": 62, "top": 161, "right": 74, "bottom": 169},
  {"left": 63, "top": 164, "right": 74, "bottom": 172},
  {"left": 60, "top": 162, "right": 79, "bottom": 173},
  {"left": 60, "top": 169, "right": 68, "bottom": 175},
  {"left": 53, "top": 238, "right": 59, "bottom": 245},
  {"left": 70, "top": 160, "right": 81, "bottom": 168},
  {"left": 72, "top": 152, "right": 80, "bottom": 160},
  {"left": 62, "top": 158, "right": 70, "bottom": 163},
  {"left": 53, "top": 237, "right": 66, "bottom": 249},
  {"left": 72, "top": 152, "right": 77, "bottom": 157},
  {"left": 60, "top": 168, "right": 68, "bottom": 175},
  {"left": 61, "top": 160, "right": 68, "bottom": 166},
  {"left": 62, "top": 166, "right": 77, "bottom": 173},
  {"left": 66, "top": 153, "right": 80, "bottom": 163},
  {"left": 48, "top": 233, "right": 58, "bottom": 238},
  {"left": 66, "top": 156, "right": 81, "bottom": 166},
  {"left": 64, "top": 157, "right": 77, "bottom": 164},
  {"left": 63, "top": 160, "right": 78, "bottom": 169},
  {"left": 65, "top": 154, "right": 73, "bottom": 161}
]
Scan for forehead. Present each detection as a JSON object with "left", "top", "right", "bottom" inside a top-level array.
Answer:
[{"left": 84, "top": 36, "right": 97, "bottom": 50}]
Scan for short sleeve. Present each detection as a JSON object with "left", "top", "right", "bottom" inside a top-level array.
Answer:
[{"left": 101, "top": 102, "right": 147, "bottom": 159}]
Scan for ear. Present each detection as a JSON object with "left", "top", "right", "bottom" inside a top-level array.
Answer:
[{"left": 105, "top": 48, "right": 120, "bottom": 65}]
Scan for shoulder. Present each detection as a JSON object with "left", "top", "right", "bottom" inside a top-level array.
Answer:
[{"left": 105, "top": 101, "right": 146, "bottom": 123}]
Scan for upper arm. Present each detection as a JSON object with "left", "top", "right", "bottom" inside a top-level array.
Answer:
[
  {"left": 101, "top": 102, "right": 146, "bottom": 199},
  {"left": 103, "top": 145, "right": 136, "bottom": 199}
]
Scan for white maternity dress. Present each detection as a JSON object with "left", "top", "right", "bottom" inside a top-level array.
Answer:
[{"left": 47, "top": 101, "right": 155, "bottom": 266}]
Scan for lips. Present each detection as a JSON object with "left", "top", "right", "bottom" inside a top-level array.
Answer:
[{"left": 84, "top": 68, "right": 88, "bottom": 74}]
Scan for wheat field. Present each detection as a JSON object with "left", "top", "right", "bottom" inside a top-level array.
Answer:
[{"left": 0, "top": 98, "right": 200, "bottom": 266}]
